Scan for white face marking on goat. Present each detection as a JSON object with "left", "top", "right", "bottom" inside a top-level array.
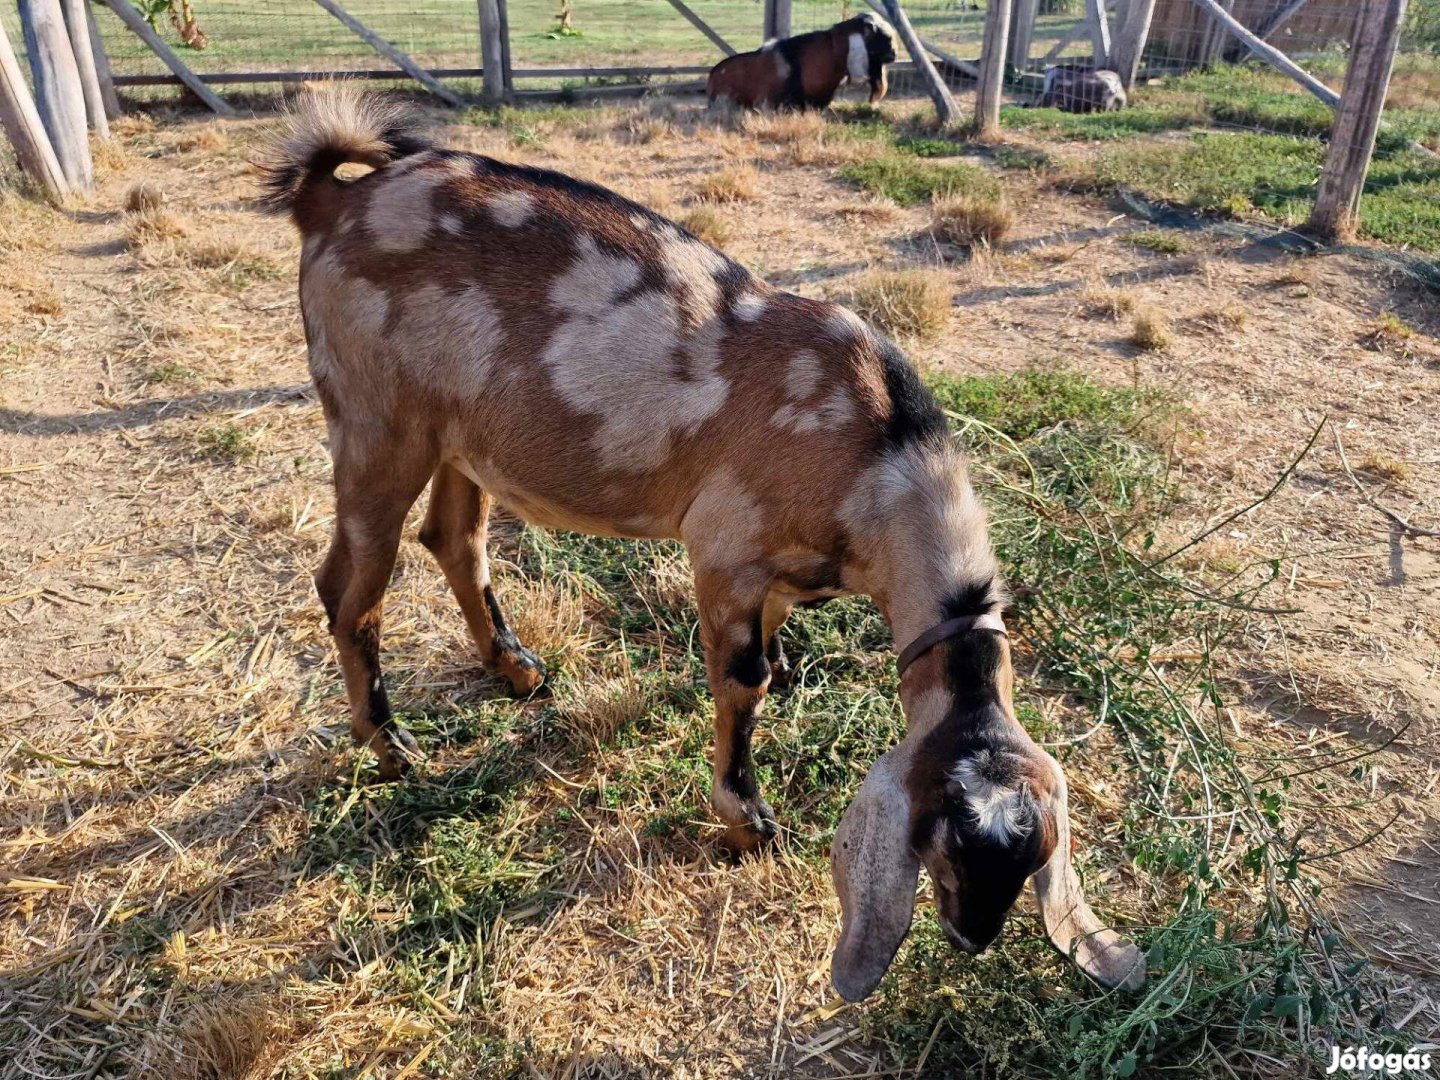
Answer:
[
  {"left": 487, "top": 189, "right": 536, "bottom": 229},
  {"left": 847, "top": 33, "right": 870, "bottom": 82},
  {"left": 950, "top": 754, "right": 1030, "bottom": 842},
  {"left": 542, "top": 236, "right": 730, "bottom": 471},
  {"left": 366, "top": 167, "right": 447, "bottom": 253}
]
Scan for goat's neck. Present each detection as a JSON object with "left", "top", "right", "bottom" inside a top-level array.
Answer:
[{"left": 857, "top": 451, "right": 1006, "bottom": 741}]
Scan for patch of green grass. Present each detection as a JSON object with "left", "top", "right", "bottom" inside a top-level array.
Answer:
[
  {"left": 1170, "top": 66, "right": 1336, "bottom": 139},
  {"left": 1093, "top": 131, "right": 1440, "bottom": 251},
  {"left": 894, "top": 134, "right": 965, "bottom": 158},
  {"left": 838, "top": 156, "right": 1000, "bottom": 207},
  {"left": 1121, "top": 229, "right": 1191, "bottom": 254},
  {"left": 1001, "top": 100, "right": 1208, "bottom": 140},
  {"left": 1095, "top": 131, "right": 1322, "bottom": 222},
  {"left": 1356, "top": 154, "right": 1440, "bottom": 251},
  {"left": 193, "top": 421, "right": 256, "bottom": 462},
  {"left": 993, "top": 144, "right": 1055, "bottom": 171}
]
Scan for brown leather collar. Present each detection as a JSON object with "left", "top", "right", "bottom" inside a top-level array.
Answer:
[{"left": 896, "top": 612, "right": 1007, "bottom": 678}]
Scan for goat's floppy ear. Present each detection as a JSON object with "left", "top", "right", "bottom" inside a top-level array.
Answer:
[
  {"left": 1031, "top": 758, "right": 1146, "bottom": 991},
  {"left": 830, "top": 751, "right": 920, "bottom": 1001}
]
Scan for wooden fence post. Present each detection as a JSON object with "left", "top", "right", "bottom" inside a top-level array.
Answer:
[
  {"left": 83, "top": 1, "right": 122, "bottom": 120},
  {"left": 1110, "top": 0, "right": 1156, "bottom": 88},
  {"left": 763, "top": 0, "right": 791, "bottom": 41},
  {"left": 99, "top": 0, "right": 235, "bottom": 115},
  {"left": 1309, "top": 0, "right": 1408, "bottom": 242},
  {"left": 19, "top": 0, "right": 92, "bottom": 190},
  {"left": 478, "top": 0, "right": 504, "bottom": 104},
  {"left": 496, "top": 0, "right": 513, "bottom": 95},
  {"left": 0, "top": 18, "right": 69, "bottom": 201},
  {"left": 974, "top": 0, "right": 1012, "bottom": 138},
  {"left": 1010, "top": 0, "right": 1039, "bottom": 70},
  {"left": 61, "top": 0, "right": 109, "bottom": 137},
  {"left": 883, "top": 0, "right": 959, "bottom": 126},
  {"left": 1084, "top": 0, "right": 1111, "bottom": 66}
]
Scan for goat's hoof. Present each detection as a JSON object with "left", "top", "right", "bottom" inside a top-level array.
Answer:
[
  {"left": 719, "top": 812, "right": 779, "bottom": 858},
  {"left": 769, "top": 657, "right": 793, "bottom": 691},
  {"left": 372, "top": 725, "right": 423, "bottom": 781},
  {"left": 499, "top": 647, "right": 547, "bottom": 697}
]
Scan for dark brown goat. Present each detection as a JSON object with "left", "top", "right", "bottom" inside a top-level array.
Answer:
[
  {"left": 707, "top": 15, "right": 896, "bottom": 110},
  {"left": 259, "top": 85, "right": 1144, "bottom": 1003}
]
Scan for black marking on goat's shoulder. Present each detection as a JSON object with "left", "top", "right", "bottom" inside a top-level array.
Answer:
[
  {"left": 725, "top": 613, "right": 770, "bottom": 688},
  {"left": 878, "top": 338, "right": 949, "bottom": 450}
]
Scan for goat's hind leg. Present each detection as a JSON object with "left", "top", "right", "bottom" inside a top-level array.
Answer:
[
  {"left": 317, "top": 458, "right": 432, "bottom": 780},
  {"left": 419, "top": 462, "right": 546, "bottom": 695}
]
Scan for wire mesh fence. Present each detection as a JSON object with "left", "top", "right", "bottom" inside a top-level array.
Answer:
[{"left": 1, "top": 0, "right": 1434, "bottom": 137}]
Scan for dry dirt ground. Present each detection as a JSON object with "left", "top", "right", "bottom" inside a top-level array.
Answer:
[{"left": 1, "top": 94, "right": 1438, "bottom": 1078}]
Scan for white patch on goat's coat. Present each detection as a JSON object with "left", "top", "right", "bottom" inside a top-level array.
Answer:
[
  {"left": 542, "top": 235, "right": 730, "bottom": 471},
  {"left": 733, "top": 292, "right": 768, "bottom": 322},
  {"left": 839, "top": 443, "right": 1003, "bottom": 641},
  {"left": 682, "top": 468, "right": 764, "bottom": 572},
  {"left": 394, "top": 283, "right": 504, "bottom": 398},
  {"left": 772, "top": 350, "right": 854, "bottom": 433},
  {"left": 437, "top": 212, "right": 465, "bottom": 234},
  {"left": 366, "top": 167, "right": 448, "bottom": 252},
  {"left": 826, "top": 306, "right": 869, "bottom": 342},
  {"left": 774, "top": 52, "right": 791, "bottom": 80},
  {"left": 785, "top": 349, "right": 822, "bottom": 399},
  {"left": 846, "top": 33, "right": 870, "bottom": 82},
  {"left": 487, "top": 189, "right": 536, "bottom": 229},
  {"left": 657, "top": 227, "right": 728, "bottom": 328},
  {"left": 951, "top": 755, "right": 1029, "bottom": 841},
  {"left": 775, "top": 388, "right": 856, "bottom": 433}
]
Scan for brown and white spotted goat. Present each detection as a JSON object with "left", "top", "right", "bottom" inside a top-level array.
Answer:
[
  {"left": 707, "top": 14, "right": 896, "bottom": 111},
  {"left": 260, "top": 86, "right": 1144, "bottom": 1001}
]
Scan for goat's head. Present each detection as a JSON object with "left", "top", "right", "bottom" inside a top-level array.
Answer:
[
  {"left": 829, "top": 631, "right": 1145, "bottom": 1000},
  {"left": 840, "top": 14, "right": 897, "bottom": 102}
]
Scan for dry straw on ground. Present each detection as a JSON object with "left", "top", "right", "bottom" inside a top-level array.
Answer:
[{"left": 844, "top": 267, "right": 954, "bottom": 343}]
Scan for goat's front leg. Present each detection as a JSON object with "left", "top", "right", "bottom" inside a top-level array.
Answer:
[
  {"left": 695, "top": 568, "right": 778, "bottom": 855},
  {"left": 418, "top": 463, "right": 546, "bottom": 695}
]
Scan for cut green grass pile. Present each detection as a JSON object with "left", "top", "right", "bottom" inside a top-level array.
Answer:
[
  {"left": 300, "top": 363, "right": 1396, "bottom": 1076},
  {"left": 838, "top": 156, "right": 1000, "bottom": 207}
]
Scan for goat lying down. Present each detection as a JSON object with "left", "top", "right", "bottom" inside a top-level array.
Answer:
[
  {"left": 260, "top": 86, "right": 1144, "bottom": 1001},
  {"left": 707, "top": 14, "right": 897, "bottom": 110}
]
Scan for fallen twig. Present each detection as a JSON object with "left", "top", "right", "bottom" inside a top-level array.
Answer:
[{"left": 1333, "top": 425, "right": 1440, "bottom": 539}]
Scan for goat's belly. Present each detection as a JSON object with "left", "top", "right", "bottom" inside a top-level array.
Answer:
[{"left": 450, "top": 455, "right": 681, "bottom": 541}]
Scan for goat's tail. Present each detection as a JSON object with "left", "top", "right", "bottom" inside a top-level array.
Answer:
[{"left": 256, "top": 82, "right": 429, "bottom": 222}]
